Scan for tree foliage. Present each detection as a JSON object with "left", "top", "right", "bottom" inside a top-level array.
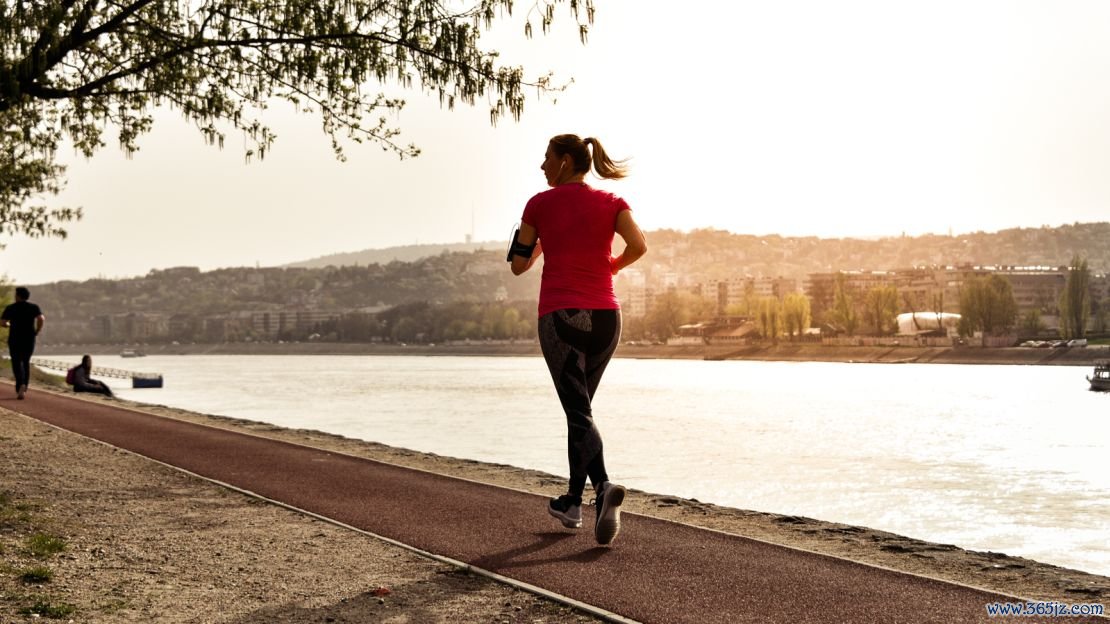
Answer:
[
  {"left": 829, "top": 273, "right": 858, "bottom": 335},
  {"left": 755, "top": 296, "right": 782, "bottom": 342},
  {"left": 1093, "top": 297, "right": 1109, "bottom": 334},
  {"left": 781, "top": 292, "right": 810, "bottom": 339},
  {"left": 643, "top": 291, "right": 715, "bottom": 340},
  {"left": 0, "top": 278, "right": 10, "bottom": 343},
  {"left": 1019, "top": 309, "right": 1046, "bottom": 335},
  {"left": 0, "top": 0, "right": 591, "bottom": 242},
  {"left": 862, "top": 285, "right": 898, "bottom": 336},
  {"left": 957, "top": 274, "right": 1017, "bottom": 340},
  {"left": 1057, "top": 255, "right": 1090, "bottom": 339}
]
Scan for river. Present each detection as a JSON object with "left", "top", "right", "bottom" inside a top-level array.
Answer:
[{"left": 54, "top": 353, "right": 1110, "bottom": 576}]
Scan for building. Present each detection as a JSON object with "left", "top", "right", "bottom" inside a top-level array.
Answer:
[
  {"left": 716, "top": 276, "right": 799, "bottom": 314},
  {"left": 248, "top": 309, "right": 344, "bottom": 337},
  {"left": 91, "top": 313, "right": 169, "bottom": 341}
]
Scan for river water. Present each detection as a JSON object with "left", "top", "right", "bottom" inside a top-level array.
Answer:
[{"left": 57, "top": 353, "right": 1110, "bottom": 576}]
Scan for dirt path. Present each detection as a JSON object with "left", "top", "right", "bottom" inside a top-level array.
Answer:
[
  {"left": 4, "top": 388, "right": 1107, "bottom": 623},
  {"left": 0, "top": 406, "right": 602, "bottom": 623}
]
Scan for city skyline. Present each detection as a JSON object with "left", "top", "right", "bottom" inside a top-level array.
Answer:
[{"left": 5, "top": 0, "right": 1110, "bottom": 285}]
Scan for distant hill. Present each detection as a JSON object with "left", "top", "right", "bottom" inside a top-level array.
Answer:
[
  {"left": 29, "top": 222, "right": 1109, "bottom": 337},
  {"left": 280, "top": 222, "right": 1110, "bottom": 284},
  {"left": 285, "top": 241, "right": 501, "bottom": 268}
]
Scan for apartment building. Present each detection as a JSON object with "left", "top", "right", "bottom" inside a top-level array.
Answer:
[{"left": 716, "top": 276, "right": 799, "bottom": 314}]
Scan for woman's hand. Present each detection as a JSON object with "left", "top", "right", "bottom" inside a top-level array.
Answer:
[{"left": 610, "top": 210, "right": 647, "bottom": 275}]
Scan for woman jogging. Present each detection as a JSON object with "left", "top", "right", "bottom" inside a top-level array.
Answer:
[{"left": 508, "top": 134, "right": 647, "bottom": 546}]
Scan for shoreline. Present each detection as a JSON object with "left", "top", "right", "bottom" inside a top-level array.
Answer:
[
  {"left": 4, "top": 388, "right": 1107, "bottom": 618},
  {"left": 37, "top": 340, "right": 1110, "bottom": 366}
]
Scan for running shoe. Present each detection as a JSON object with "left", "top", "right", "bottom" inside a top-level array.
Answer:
[
  {"left": 548, "top": 494, "right": 583, "bottom": 529},
  {"left": 593, "top": 481, "right": 626, "bottom": 545}
]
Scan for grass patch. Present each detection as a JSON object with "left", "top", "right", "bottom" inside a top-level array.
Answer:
[
  {"left": 0, "top": 361, "right": 67, "bottom": 388},
  {"left": 20, "top": 565, "right": 54, "bottom": 584},
  {"left": 0, "top": 491, "right": 36, "bottom": 513},
  {"left": 1, "top": 507, "right": 33, "bottom": 526},
  {"left": 20, "top": 598, "right": 76, "bottom": 619},
  {"left": 25, "top": 533, "right": 66, "bottom": 559},
  {"left": 0, "top": 493, "right": 34, "bottom": 526},
  {"left": 30, "top": 365, "right": 69, "bottom": 389}
]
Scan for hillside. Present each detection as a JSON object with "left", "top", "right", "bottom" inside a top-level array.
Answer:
[
  {"left": 284, "top": 241, "right": 500, "bottom": 268},
  {"left": 26, "top": 222, "right": 1110, "bottom": 328},
  {"left": 283, "top": 223, "right": 1110, "bottom": 284}
]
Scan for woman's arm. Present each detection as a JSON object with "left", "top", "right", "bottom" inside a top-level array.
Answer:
[
  {"left": 611, "top": 210, "right": 648, "bottom": 275},
  {"left": 510, "top": 222, "right": 543, "bottom": 276}
]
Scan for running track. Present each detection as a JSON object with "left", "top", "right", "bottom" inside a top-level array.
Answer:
[{"left": 4, "top": 389, "right": 1100, "bottom": 624}]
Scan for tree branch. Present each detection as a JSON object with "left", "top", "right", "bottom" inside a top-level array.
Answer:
[{"left": 21, "top": 27, "right": 534, "bottom": 104}]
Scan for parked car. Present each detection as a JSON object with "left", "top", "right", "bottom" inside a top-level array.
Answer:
[
  {"left": 1050, "top": 340, "right": 1068, "bottom": 348},
  {"left": 1067, "top": 338, "right": 1088, "bottom": 347}
]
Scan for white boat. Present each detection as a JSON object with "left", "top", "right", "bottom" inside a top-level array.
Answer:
[
  {"left": 120, "top": 349, "right": 145, "bottom": 358},
  {"left": 1088, "top": 361, "right": 1110, "bottom": 391}
]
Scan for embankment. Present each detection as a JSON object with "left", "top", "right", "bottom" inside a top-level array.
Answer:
[{"left": 36, "top": 341, "right": 1109, "bottom": 366}]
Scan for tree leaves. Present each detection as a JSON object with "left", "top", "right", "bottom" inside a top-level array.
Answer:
[
  {"left": 1058, "top": 255, "right": 1090, "bottom": 340},
  {"left": 0, "top": 0, "right": 590, "bottom": 242},
  {"left": 957, "top": 274, "right": 1018, "bottom": 340}
]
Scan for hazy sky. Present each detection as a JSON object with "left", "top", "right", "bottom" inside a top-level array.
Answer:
[{"left": 4, "top": 0, "right": 1110, "bottom": 285}]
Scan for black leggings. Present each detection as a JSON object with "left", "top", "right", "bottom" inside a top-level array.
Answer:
[{"left": 538, "top": 308, "right": 621, "bottom": 498}]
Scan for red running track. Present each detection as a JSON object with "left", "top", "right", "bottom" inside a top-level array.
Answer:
[{"left": 3, "top": 388, "right": 1098, "bottom": 624}]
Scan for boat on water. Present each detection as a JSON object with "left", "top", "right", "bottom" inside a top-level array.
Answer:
[
  {"left": 1088, "top": 361, "right": 1110, "bottom": 391},
  {"left": 120, "top": 349, "right": 145, "bottom": 358},
  {"left": 131, "top": 374, "right": 163, "bottom": 389}
]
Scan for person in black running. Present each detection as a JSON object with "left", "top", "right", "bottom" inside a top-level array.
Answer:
[
  {"left": 508, "top": 134, "right": 647, "bottom": 545},
  {"left": 2, "top": 287, "right": 45, "bottom": 400}
]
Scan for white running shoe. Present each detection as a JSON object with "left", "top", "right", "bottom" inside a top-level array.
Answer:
[
  {"left": 548, "top": 495, "right": 583, "bottom": 529},
  {"left": 593, "top": 481, "right": 626, "bottom": 545}
]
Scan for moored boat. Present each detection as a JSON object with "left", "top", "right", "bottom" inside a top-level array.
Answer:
[
  {"left": 131, "top": 374, "right": 163, "bottom": 389},
  {"left": 1088, "top": 361, "right": 1110, "bottom": 391}
]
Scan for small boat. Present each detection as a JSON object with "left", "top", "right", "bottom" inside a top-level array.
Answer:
[
  {"left": 120, "top": 349, "right": 146, "bottom": 358},
  {"left": 131, "top": 374, "right": 163, "bottom": 389},
  {"left": 1088, "top": 361, "right": 1110, "bottom": 391}
]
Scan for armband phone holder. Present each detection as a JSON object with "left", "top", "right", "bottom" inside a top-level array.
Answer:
[{"left": 506, "top": 222, "right": 536, "bottom": 261}]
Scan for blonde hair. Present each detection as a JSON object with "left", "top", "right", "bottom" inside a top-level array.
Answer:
[{"left": 548, "top": 134, "right": 629, "bottom": 179}]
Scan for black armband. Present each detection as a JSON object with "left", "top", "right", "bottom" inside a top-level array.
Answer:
[{"left": 506, "top": 229, "right": 536, "bottom": 261}]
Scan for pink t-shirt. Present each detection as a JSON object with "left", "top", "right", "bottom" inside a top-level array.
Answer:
[{"left": 521, "top": 183, "right": 630, "bottom": 317}]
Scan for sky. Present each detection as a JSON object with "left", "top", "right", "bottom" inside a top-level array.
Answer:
[{"left": 4, "top": 0, "right": 1110, "bottom": 285}]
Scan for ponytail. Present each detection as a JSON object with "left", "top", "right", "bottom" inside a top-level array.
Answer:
[
  {"left": 548, "top": 134, "right": 630, "bottom": 180},
  {"left": 583, "top": 137, "right": 629, "bottom": 179}
]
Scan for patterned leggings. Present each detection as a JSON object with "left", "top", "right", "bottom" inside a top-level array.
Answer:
[{"left": 537, "top": 308, "right": 622, "bottom": 498}]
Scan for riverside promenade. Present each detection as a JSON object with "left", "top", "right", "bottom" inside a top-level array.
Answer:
[{"left": 5, "top": 389, "right": 1102, "bottom": 623}]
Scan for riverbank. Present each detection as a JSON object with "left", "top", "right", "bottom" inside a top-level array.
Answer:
[
  {"left": 2, "top": 390, "right": 1107, "bottom": 622},
  {"left": 37, "top": 340, "right": 1110, "bottom": 366}
]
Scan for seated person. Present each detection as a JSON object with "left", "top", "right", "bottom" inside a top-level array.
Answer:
[{"left": 71, "top": 355, "right": 113, "bottom": 397}]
